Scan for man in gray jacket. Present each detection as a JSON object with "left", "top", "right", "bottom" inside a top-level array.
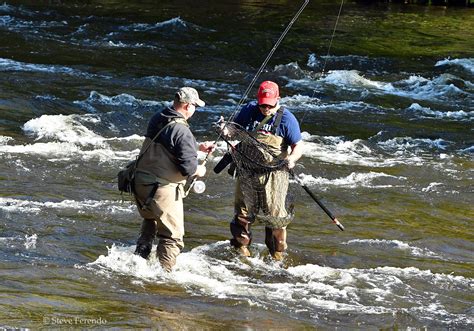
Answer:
[{"left": 133, "top": 87, "right": 214, "bottom": 272}]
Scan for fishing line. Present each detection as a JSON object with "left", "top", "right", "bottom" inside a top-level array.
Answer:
[
  {"left": 321, "top": 0, "right": 345, "bottom": 77},
  {"left": 299, "top": 0, "right": 345, "bottom": 127}
]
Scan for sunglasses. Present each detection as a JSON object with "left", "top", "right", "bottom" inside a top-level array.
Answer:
[{"left": 258, "top": 104, "right": 276, "bottom": 110}]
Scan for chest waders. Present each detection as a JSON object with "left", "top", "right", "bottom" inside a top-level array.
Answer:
[
  {"left": 231, "top": 109, "right": 293, "bottom": 258},
  {"left": 249, "top": 108, "right": 293, "bottom": 228},
  {"left": 134, "top": 117, "right": 190, "bottom": 270}
]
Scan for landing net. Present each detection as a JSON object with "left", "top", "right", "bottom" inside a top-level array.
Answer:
[{"left": 217, "top": 122, "right": 295, "bottom": 229}]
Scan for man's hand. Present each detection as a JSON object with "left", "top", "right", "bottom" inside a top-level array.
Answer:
[
  {"left": 285, "top": 142, "right": 303, "bottom": 170},
  {"left": 215, "top": 116, "right": 230, "bottom": 137},
  {"left": 199, "top": 141, "right": 216, "bottom": 154},
  {"left": 285, "top": 156, "right": 296, "bottom": 170},
  {"left": 194, "top": 164, "right": 207, "bottom": 177}
]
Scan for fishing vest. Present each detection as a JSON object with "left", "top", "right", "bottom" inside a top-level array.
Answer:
[
  {"left": 250, "top": 107, "right": 289, "bottom": 159},
  {"left": 135, "top": 117, "right": 190, "bottom": 185}
]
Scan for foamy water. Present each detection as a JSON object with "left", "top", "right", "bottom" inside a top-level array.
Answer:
[
  {"left": 83, "top": 241, "right": 473, "bottom": 327},
  {"left": 0, "top": 197, "right": 135, "bottom": 215}
]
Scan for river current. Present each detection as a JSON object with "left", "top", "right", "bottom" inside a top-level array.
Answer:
[{"left": 0, "top": 1, "right": 473, "bottom": 329}]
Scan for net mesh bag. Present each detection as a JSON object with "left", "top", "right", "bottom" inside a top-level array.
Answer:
[{"left": 219, "top": 122, "right": 295, "bottom": 229}]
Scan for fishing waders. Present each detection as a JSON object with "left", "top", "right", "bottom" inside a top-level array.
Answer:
[{"left": 134, "top": 218, "right": 157, "bottom": 259}]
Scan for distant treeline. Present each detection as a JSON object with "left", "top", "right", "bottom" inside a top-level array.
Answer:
[{"left": 356, "top": 0, "right": 474, "bottom": 6}]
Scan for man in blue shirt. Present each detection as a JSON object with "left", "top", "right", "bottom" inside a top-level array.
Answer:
[{"left": 229, "top": 81, "right": 303, "bottom": 260}]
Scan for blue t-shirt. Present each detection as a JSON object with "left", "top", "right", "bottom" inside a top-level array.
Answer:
[{"left": 234, "top": 101, "right": 302, "bottom": 146}]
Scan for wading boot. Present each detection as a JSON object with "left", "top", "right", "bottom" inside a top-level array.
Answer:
[
  {"left": 236, "top": 245, "right": 251, "bottom": 257},
  {"left": 134, "top": 219, "right": 157, "bottom": 259},
  {"left": 272, "top": 251, "right": 284, "bottom": 261}
]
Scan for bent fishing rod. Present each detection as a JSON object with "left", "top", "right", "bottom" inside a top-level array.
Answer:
[
  {"left": 292, "top": 0, "right": 346, "bottom": 231},
  {"left": 186, "top": 0, "right": 309, "bottom": 194},
  {"left": 190, "top": 0, "right": 344, "bottom": 231}
]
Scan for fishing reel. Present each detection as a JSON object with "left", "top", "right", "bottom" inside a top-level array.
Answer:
[
  {"left": 184, "top": 178, "right": 206, "bottom": 195},
  {"left": 192, "top": 180, "right": 206, "bottom": 194}
]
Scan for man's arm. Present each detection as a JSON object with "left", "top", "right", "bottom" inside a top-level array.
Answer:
[
  {"left": 170, "top": 125, "right": 199, "bottom": 176},
  {"left": 286, "top": 141, "right": 303, "bottom": 169},
  {"left": 282, "top": 110, "right": 303, "bottom": 169}
]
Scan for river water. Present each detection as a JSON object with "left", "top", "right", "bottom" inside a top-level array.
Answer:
[{"left": 0, "top": 0, "right": 473, "bottom": 329}]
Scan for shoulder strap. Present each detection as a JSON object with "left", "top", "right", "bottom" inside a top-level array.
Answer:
[
  {"left": 255, "top": 115, "right": 272, "bottom": 132},
  {"left": 136, "top": 118, "right": 182, "bottom": 164},
  {"left": 271, "top": 108, "right": 284, "bottom": 135},
  {"left": 172, "top": 117, "right": 189, "bottom": 127},
  {"left": 254, "top": 108, "right": 284, "bottom": 134}
]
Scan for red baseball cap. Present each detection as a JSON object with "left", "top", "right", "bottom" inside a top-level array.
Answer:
[{"left": 257, "top": 81, "right": 279, "bottom": 106}]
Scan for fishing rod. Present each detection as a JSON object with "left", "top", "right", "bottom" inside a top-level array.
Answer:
[
  {"left": 189, "top": 0, "right": 345, "bottom": 232},
  {"left": 289, "top": 170, "right": 344, "bottom": 231},
  {"left": 283, "top": 0, "right": 346, "bottom": 230},
  {"left": 185, "top": 0, "right": 309, "bottom": 194},
  {"left": 212, "top": 0, "right": 310, "bottom": 150}
]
